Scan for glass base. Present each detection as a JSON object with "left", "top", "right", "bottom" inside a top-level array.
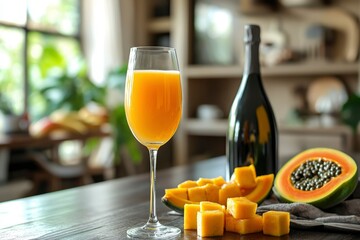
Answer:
[{"left": 127, "top": 223, "right": 181, "bottom": 239}]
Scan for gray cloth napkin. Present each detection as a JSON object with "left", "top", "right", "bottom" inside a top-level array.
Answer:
[{"left": 257, "top": 199, "right": 360, "bottom": 232}]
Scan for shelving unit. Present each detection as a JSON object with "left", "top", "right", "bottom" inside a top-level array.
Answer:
[
  {"left": 136, "top": 0, "right": 360, "bottom": 166},
  {"left": 135, "top": 0, "right": 172, "bottom": 47},
  {"left": 186, "top": 118, "right": 352, "bottom": 139},
  {"left": 147, "top": 17, "right": 171, "bottom": 33},
  {"left": 187, "top": 62, "right": 359, "bottom": 78}
]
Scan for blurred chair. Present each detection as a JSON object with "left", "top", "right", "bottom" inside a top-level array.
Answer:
[
  {"left": 27, "top": 150, "right": 92, "bottom": 192},
  {"left": 27, "top": 136, "right": 115, "bottom": 193}
]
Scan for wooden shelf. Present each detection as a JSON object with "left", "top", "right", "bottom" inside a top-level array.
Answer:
[
  {"left": 187, "top": 62, "right": 359, "bottom": 79},
  {"left": 262, "top": 62, "right": 359, "bottom": 77},
  {"left": 187, "top": 65, "right": 241, "bottom": 78},
  {"left": 185, "top": 118, "right": 352, "bottom": 137},
  {"left": 280, "top": 124, "right": 352, "bottom": 136},
  {"left": 148, "top": 17, "right": 171, "bottom": 33}
]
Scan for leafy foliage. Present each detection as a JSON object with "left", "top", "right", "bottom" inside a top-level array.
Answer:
[
  {"left": 34, "top": 45, "right": 141, "bottom": 165},
  {"left": 341, "top": 93, "right": 360, "bottom": 133},
  {"left": 38, "top": 61, "right": 106, "bottom": 116},
  {"left": 106, "top": 65, "right": 142, "bottom": 164}
]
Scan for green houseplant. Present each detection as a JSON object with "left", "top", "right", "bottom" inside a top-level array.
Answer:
[
  {"left": 341, "top": 93, "right": 360, "bottom": 152},
  {"left": 106, "top": 65, "right": 142, "bottom": 167},
  {"left": 38, "top": 60, "right": 105, "bottom": 115},
  {"left": 30, "top": 42, "right": 142, "bottom": 174}
]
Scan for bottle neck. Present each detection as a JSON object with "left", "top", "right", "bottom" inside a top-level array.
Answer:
[{"left": 243, "top": 42, "right": 260, "bottom": 76}]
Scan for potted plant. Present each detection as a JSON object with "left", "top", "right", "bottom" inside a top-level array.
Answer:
[
  {"left": 28, "top": 40, "right": 142, "bottom": 175},
  {"left": 36, "top": 60, "right": 142, "bottom": 176}
]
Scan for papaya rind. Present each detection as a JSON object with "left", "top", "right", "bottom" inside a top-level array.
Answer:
[
  {"left": 273, "top": 171, "right": 358, "bottom": 209},
  {"left": 161, "top": 193, "right": 198, "bottom": 214},
  {"left": 274, "top": 148, "right": 359, "bottom": 209}
]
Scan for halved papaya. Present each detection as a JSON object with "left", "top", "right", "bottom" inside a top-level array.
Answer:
[{"left": 274, "top": 148, "right": 358, "bottom": 209}]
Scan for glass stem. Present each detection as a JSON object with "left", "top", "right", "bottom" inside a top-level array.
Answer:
[{"left": 147, "top": 148, "right": 159, "bottom": 227}]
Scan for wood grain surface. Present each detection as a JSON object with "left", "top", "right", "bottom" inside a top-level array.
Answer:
[{"left": 0, "top": 156, "right": 358, "bottom": 239}]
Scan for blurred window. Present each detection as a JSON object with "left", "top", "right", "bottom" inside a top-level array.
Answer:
[{"left": 0, "top": 0, "right": 81, "bottom": 119}]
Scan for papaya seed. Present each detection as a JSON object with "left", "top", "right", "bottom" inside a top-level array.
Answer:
[{"left": 290, "top": 158, "right": 342, "bottom": 191}]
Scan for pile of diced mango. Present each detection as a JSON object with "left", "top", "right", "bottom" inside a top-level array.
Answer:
[
  {"left": 164, "top": 164, "right": 274, "bottom": 209},
  {"left": 184, "top": 197, "right": 290, "bottom": 237},
  {"left": 177, "top": 176, "right": 227, "bottom": 203}
]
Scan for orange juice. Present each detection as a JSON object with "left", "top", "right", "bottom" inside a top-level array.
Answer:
[{"left": 125, "top": 70, "right": 182, "bottom": 149}]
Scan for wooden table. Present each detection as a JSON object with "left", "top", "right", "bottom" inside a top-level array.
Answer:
[
  {"left": 0, "top": 130, "right": 110, "bottom": 150},
  {"left": 0, "top": 156, "right": 358, "bottom": 239},
  {"left": 0, "top": 130, "right": 110, "bottom": 183}
]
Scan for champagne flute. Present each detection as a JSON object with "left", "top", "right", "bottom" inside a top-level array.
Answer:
[{"left": 125, "top": 46, "right": 182, "bottom": 239}]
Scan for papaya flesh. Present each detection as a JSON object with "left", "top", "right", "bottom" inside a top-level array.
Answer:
[
  {"left": 244, "top": 174, "right": 274, "bottom": 204},
  {"left": 274, "top": 148, "right": 358, "bottom": 209},
  {"left": 162, "top": 169, "right": 274, "bottom": 214}
]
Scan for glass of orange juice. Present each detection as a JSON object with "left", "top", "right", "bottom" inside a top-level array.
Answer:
[{"left": 125, "top": 47, "right": 182, "bottom": 239}]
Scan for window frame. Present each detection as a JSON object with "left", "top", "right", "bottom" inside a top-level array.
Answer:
[{"left": 0, "top": 0, "right": 82, "bottom": 115}]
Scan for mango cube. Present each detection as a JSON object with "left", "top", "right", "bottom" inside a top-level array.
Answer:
[
  {"left": 197, "top": 178, "right": 213, "bottom": 186},
  {"left": 227, "top": 197, "right": 257, "bottom": 219},
  {"left": 234, "top": 165, "right": 257, "bottom": 189},
  {"left": 263, "top": 211, "right": 290, "bottom": 237},
  {"left": 204, "top": 184, "right": 220, "bottom": 203},
  {"left": 218, "top": 182, "right": 241, "bottom": 206},
  {"left": 236, "top": 214, "right": 263, "bottom": 234},
  {"left": 188, "top": 186, "right": 207, "bottom": 202},
  {"left": 197, "top": 210, "right": 224, "bottom": 237},
  {"left": 226, "top": 213, "right": 263, "bottom": 234},
  {"left": 165, "top": 188, "right": 188, "bottom": 200},
  {"left": 225, "top": 212, "right": 237, "bottom": 233},
  {"left": 212, "top": 176, "right": 226, "bottom": 186},
  {"left": 178, "top": 180, "right": 198, "bottom": 189},
  {"left": 200, "top": 201, "right": 225, "bottom": 213},
  {"left": 184, "top": 204, "right": 200, "bottom": 230}
]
